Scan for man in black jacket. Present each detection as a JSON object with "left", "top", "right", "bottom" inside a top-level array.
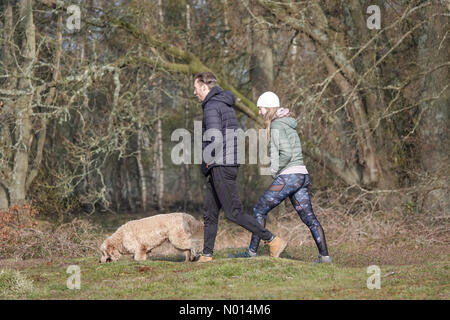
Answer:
[{"left": 193, "top": 72, "right": 287, "bottom": 262}]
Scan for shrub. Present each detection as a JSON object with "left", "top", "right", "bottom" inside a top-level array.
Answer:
[
  {"left": 0, "top": 205, "right": 103, "bottom": 260},
  {"left": 0, "top": 269, "right": 34, "bottom": 298},
  {"left": 0, "top": 204, "right": 39, "bottom": 258}
]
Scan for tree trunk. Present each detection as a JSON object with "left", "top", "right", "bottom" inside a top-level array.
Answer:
[
  {"left": 319, "top": 47, "right": 381, "bottom": 186},
  {"left": 183, "top": 7, "right": 193, "bottom": 211},
  {"left": 26, "top": 13, "right": 63, "bottom": 192},
  {"left": 0, "top": 1, "right": 14, "bottom": 209},
  {"left": 125, "top": 158, "right": 136, "bottom": 212},
  {"left": 155, "top": 0, "right": 165, "bottom": 211},
  {"left": 136, "top": 120, "right": 147, "bottom": 212},
  {"left": 416, "top": 2, "right": 450, "bottom": 213},
  {"left": 2, "top": 0, "right": 15, "bottom": 91},
  {"left": 156, "top": 104, "right": 164, "bottom": 210},
  {"left": 344, "top": 0, "right": 398, "bottom": 189},
  {"left": 0, "top": 186, "right": 8, "bottom": 210},
  {"left": 250, "top": 5, "right": 273, "bottom": 100},
  {"left": 10, "top": 0, "right": 36, "bottom": 206},
  {"left": 135, "top": 46, "right": 147, "bottom": 212}
]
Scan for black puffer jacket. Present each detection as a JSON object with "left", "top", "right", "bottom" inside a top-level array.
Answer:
[{"left": 201, "top": 86, "right": 240, "bottom": 176}]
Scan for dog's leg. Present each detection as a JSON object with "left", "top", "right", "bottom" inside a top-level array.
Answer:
[
  {"left": 169, "top": 228, "right": 196, "bottom": 262},
  {"left": 184, "top": 250, "right": 191, "bottom": 262},
  {"left": 133, "top": 245, "right": 148, "bottom": 261}
]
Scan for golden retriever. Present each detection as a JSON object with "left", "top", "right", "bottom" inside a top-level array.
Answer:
[{"left": 99, "top": 212, "right": 203, "bottom": 263}]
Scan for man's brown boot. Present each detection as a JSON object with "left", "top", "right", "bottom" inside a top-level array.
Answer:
[
  {"left": 266, "top": 236, "right": 288, "bottom": 257},
  {"left": 197, "top": 254, "right": 213, "bottom": 262}
]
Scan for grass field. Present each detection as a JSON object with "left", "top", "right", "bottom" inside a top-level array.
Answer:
[
  {"left": 1, "top": 244, "right": 448, "bottom": 300},
  {"left": 0, "top": 209, "right": 448, "bottom": 300}
]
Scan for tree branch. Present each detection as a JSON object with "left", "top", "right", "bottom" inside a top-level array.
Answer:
[{"left": 109, "top": 18, "right": 264, "bottom": 126}]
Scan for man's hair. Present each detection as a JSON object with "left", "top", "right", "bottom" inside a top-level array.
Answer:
[{"left": 194, "top": 72, "right": 217, "bottom": 89}]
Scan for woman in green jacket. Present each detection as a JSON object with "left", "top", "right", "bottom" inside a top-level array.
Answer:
[{"left": 232, "top": 92, "right": 331, "bottom": 263}]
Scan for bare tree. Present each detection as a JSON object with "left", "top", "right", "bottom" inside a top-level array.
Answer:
[{"left": 0, "top": 0, "right": 53, "bottom": 208}]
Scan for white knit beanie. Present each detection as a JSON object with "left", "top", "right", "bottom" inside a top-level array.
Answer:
[{"left": 256, "top": 91, "right": 280, "bottom": 108}]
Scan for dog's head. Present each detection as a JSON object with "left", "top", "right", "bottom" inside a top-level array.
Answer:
[{"left": 99, "top": 238, "right": 121, "bottom": 263}]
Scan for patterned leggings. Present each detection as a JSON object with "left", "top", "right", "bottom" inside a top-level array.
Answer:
[{"left": 249, "top": 173, "right": 329, "bottom": 256}]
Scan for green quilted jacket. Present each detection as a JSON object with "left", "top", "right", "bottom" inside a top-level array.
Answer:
[{"left": 270, "top": 116, "right": 304, "bottom": 178}]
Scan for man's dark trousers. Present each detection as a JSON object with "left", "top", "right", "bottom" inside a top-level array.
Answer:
[{"left": 202, "top": 166, "right": 274, "bottom": 255}]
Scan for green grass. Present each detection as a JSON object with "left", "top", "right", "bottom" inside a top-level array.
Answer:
[
  {"left": 2, "top": 247, "right": 448, "bottom": 300},
  {"left": 2, "top": 212, "right": 449, "bottom": 300},
  {"left": 0, "top": 269, "right": 34, "bottom": 298}
]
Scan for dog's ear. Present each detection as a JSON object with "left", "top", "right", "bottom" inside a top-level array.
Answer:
[
  {"left": 106, "top": 243, "right": 121, "bottom": 261},
  {"left": 107, "top": 243, "right": 115, "bottom": 253}
]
